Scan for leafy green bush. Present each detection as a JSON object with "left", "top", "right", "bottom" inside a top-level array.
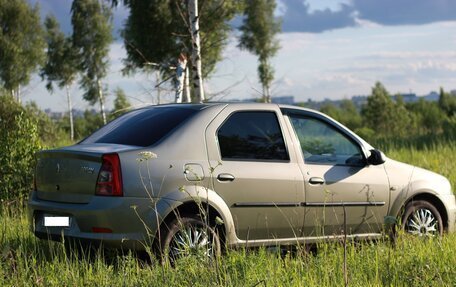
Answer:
[
  {"left": 24, "top": 102, "right": 68, "bottom": 147},
  {"left": 443, "top": 116, "right": 456, "bottom": 138},
  {"left": 0, "top": 94, "right": 41, "bottom": 201}
]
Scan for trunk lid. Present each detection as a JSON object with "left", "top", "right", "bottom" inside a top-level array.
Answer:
[{"left": 35, "top": 144, "right": 135, "bottom": 203}]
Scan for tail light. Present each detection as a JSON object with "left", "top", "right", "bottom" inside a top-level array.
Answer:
[{"left": 96, "top": 153, "right": 123, "bottom": 196}]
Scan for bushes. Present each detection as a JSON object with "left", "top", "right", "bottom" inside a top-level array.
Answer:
[
  {"left": 0, "top": 94, "right": 42, "bottom": 201},
  {"left": 318, "top": 83, "right": 456, "bottom": 144}
]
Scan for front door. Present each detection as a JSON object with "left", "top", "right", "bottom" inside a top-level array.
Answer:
[
  {"left": 206, "top": 106, "right": 305, "bottom": 241},
  {"left": 285, "top": 112, "right": 390, "bottom": 237}
]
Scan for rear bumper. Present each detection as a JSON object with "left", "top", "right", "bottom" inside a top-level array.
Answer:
[{"left": 28, "top": 191, "right": 164, "bottom": 251}]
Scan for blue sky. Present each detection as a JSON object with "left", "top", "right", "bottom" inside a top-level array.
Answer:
[{"left": 24, "top": 0, "right": 456, "bottom": 111}]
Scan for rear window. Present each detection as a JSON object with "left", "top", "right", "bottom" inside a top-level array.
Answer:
[{"left": 81, "top": 106, "right": 199, "bottom": 147}]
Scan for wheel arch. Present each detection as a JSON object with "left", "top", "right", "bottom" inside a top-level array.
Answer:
[
  {"left": 151, "top": 185, "right": 237, "bottom": 248},
  {"left": 160, "top": 201, "right": 226, "bottom": 240},
  {"left": 398, "top": 193, "right": 448, "bottom": 231}
]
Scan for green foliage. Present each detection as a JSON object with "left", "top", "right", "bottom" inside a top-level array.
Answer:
[
  {"left": 361, "top": 82, "right": 413, "bottom": 138},
  {"left": 439, "top": 87, "right": 456, "bottom": 117},
  {"left": 317, "top": 82, "right": 455, "bottom": 144},
  {"left": 0, "top": 94, "right": 41, "bottom": 200},
  {"left": 2, "top": 207, "right": 456, "bottom": 285},
  {"left": 111, "top": 87, "right": 131, "bottom": 119},
  {"left": 71, "top": 0, "right": 112, "bottom": 105},
  {"left": 40, "top": 15, "right": 80, "bottom": 141},
  {"left": 239, "top": 0, "right": 281, "bottom": 102},
  {"left": 75, "top": 110, "right": 103, "bottom": 140},
  {"left": 0, "top": 0, "right": 45, "bottom": 97},
  {"left": 41, "top": 15, "right": 78, "bottom": 91},
  {"left": 406, "top": 99, "right": 445, "bottom": 134},
  {"left": 320, "top": 100, "right": 362, "bottom": 131},
  {"left": 121, "top": 0, "right": 241, "bottom": 79},
  {"left": 56, "top": 109, "right": 105, "bottom": 142},
  {"left": 24, "top": 102, "right": 67, "bottom": 147},
  {"left": 443, "top": 115, "right": 456, "bottom": 138}
]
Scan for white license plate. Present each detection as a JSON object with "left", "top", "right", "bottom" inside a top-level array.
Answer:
[{"left": 44, "top": 216, "right": 70, "bottom": 227}]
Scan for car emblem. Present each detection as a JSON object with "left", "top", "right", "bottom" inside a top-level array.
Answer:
[{"left": 80, "top": 166, "right": 95, "bottom": 174}]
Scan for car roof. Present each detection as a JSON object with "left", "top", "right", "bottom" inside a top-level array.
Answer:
[{"left": 137, "top": 102, "right": 319, "bottom": 114}]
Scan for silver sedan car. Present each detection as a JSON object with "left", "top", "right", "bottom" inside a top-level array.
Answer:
[{"left": 29, "top": 103, "right": 456, "bottom": 258}]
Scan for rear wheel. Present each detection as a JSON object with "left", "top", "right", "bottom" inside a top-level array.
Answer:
[
  {"left": 159, "top": 216, "right": 221, "bottom": 262},
  {"left": 401, "top": 200, "right": 443, "bottom": 237}
]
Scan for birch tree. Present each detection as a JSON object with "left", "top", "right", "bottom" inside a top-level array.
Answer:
[
  {"left": 175, "top": 53, "right": 187, "bottom": 103},
  {"left": 239, "top": 0, "right": 281, "bottom": 103},
  {"left": 119, "top": 0, "right": 240, "bottom": 103},
  {"left": 188, "top": 0, "right": 204, "bottom": 102},
  {"left": 71, "top": 0, "right": 113, "bottom": 124},
  {"left": 0, "top": 0, "right": 45, "bottom": 102},
  {"left": 41, "top": 15, "right": 78, "bottom": 141}
]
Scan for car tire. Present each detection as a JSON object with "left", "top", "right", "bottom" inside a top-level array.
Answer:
[
  {"left": 159, "top": 215, "right": 221, "bottom": 262},
  {"left": 401, "top": 200, "right": 443, "bottom": 237}
]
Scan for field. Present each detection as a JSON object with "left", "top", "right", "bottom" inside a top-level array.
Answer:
[{"left": 1, "top": 143, "right": 455, "bottom": 286}]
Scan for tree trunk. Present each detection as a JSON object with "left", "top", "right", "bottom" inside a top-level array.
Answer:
[
  {"left": 262, "top": 85, "right": 267, "bottom": 103},
  {"left": 265, "top": 84, "right": 271, "bottom": 103},
  {"left": 12, "top": 86, "right": 21, "bottom": 103},
  {"left": 97, "top": 79, "right": 107, "bottom": 125},
  {"left": 188, "top": 0, "right": 205, "bottom": 103},
  {"left": 156, "top": 71, "right": 161, "bottom": 104},
  {"left": 175, "top": 53, "right": 187, "bottom": 103},
  {"left": 66, "top": 84, "right": 75, "bottom": 141},
  {"left": 184, "top": 65, "right": 191, "bottom": 103}
]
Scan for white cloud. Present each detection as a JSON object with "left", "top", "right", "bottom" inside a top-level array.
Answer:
[
  {"left": 366, "top": 51, "right": 456, "bottom": 59},
  {"left": 304, "top": 0, "right": 353, "bottom": 14},
  {"left": 353, "top": 16, "right": 382, "bottom": 28}
]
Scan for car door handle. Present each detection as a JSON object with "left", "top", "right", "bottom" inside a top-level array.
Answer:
[
  {"left": 309, "top": 177, "right": 325, "bottom": 185},
  {"left": 217, "top": 173, "right": 235, "bottom": 182}
]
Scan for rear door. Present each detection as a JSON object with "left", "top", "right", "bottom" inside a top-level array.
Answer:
[{"left": 205, "top": 105, "right": 305, "bottom": 241}]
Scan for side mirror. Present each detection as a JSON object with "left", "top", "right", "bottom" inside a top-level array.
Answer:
[{"left": 367, "top": 149, "right": 385, "bottom": 165}]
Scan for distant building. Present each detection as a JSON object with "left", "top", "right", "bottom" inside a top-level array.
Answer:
[
  {"left": 424, "top": 91, "right": 439, "bottom": 102},
  {"left": 44, "top": 108, "right": 65, "bottom": 120},
  {"left": 271, "top": 96, "right": 294, "bottom": 105},
  {"left": 395, "top": 93, "right": 417, "bottom": 103}
]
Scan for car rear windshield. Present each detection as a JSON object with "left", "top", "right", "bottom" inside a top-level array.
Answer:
[{"left": 81, "top": 106, "right": 200, "bottom": 147}]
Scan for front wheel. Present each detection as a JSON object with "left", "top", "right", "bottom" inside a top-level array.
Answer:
[
  {"left": 401, "top": 200, "right": 443, "bottom": 237},
  {"left": 159, "top": 216, "right": 221, "bottom": 262}
]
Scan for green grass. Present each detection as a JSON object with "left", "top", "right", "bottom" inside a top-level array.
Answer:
[{"left": 1, "top": 142, "right": 455, "bottom": 286}]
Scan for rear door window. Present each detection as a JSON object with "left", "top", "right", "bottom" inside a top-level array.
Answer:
[{"left": 217, "top": 111, "right": 289, "bottom": 161}]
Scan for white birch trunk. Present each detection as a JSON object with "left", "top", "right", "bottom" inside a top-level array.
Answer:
[
  {"left": 188, "top": 0, "right": 205, "bottom": 103},
  {"left": 183, "top": 65, "right": 191, "bottom": 103},
  {"left": 156, "top": 71, "right": 161, "bottom": 104},
  {"left": 66, "top": 84, "right": 75, "bottom": 141},
  {"left": 97, "top": 79, "right": 107, "bottom": 125},
  {"left": 13, "top": 86, "right": 21, "bottom": 103},
  {"left": 175, "top": 53, "right": 187, "bottom": 103},
  {"left": 262, "top": 85, "right": 267, "bottom": 103}
]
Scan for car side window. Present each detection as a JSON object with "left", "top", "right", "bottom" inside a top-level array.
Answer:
[
  {"left": 218, "top": 111, "right": 289, "bottom": 161},
  {"left": 289, "top": 115, "right": 364, "bottom": 166}
]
